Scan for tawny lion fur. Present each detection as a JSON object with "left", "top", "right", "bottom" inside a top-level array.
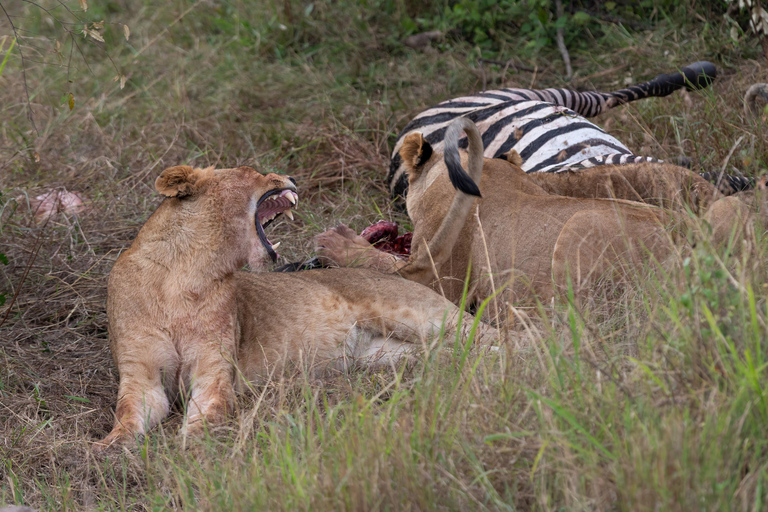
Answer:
[
  {"left": 98, "top": 165, "right": 498, "bottom": 450},
  {"left": 316, "top": 118, "right": 754, "bottom": 319}
]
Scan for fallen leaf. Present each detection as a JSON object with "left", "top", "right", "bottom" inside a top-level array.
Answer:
[
  {"left": 85, "top": 27, "right": 105, "bottom": 43},
  {"left": 92, "top": 29, "right": 105, "bottom": 43}
]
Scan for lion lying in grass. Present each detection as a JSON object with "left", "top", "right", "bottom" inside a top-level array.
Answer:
[
  {"left": 317, "top": 118, "right": 754, "bottom": 317},
  {"left": 96, "top": 165, "right": 498, "bottom": 450}
]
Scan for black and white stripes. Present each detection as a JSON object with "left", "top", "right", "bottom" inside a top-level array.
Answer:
[{"left": 387, "top": 61, "right": 723, "bottom": 198}]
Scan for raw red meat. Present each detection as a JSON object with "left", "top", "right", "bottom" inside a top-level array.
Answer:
[
  {"left": 360, "top": 220, "right": 399, "bottom": 246},
  {"left": 359, "top": 220, "right": 412, "bottom": 258}
]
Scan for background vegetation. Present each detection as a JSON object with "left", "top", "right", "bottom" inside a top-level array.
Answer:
[{"left": 1, "top": 0, "right": 767, "bottom": 509}]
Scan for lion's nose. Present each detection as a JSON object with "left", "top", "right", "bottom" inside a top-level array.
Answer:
[{"left": 288, "top": 176, "right": 296, "bottom": 185}]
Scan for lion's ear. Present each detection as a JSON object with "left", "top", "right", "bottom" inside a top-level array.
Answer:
[
  {"left": 399, "top": 132, "right": 433, "bottom": 178},
  {"left": 500, "top": 149, "right": 523, "bottom": 167},
  {"left": 155, "top": 166, "right": 200, "bottom": 198}
]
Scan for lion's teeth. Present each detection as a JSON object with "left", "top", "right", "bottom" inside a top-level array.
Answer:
[
  {"left": 285, "top": 210, "right": 294, "bottom": 221},
  {"left": 287, "top": 193, "right": 296, "bottom": 205},
  {"left": 271, "top": 241, "right": 281, "bottom": 250}
]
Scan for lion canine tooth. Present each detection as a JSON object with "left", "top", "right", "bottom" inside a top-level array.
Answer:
[
  {"left": 287, "top": 192, "right": 296, "bottom": 205},
  {"left": 271, "top": 241, "right": 281, "bottom": 250},
  {"left": 285, "top": 210, "right": 294, "bottom": 221}
]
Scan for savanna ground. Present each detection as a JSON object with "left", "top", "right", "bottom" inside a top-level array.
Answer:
[{"left": 1, "top": 0, "right": 768, "bottom": 510}]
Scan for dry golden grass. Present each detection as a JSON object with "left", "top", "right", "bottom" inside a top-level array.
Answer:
[{"left": 1, "top": 1, "right": 768, "bottom": 510}]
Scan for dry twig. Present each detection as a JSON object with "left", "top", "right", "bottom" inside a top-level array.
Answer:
[{"left": 554, "top": 0, "right": 573, "bottom": 80}]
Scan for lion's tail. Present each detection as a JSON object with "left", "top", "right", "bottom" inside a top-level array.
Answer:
[{"left": 425, "top": 117, "right": 484, "bottom": 263}]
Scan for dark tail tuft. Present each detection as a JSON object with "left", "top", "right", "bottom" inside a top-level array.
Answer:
[
  {"left": 444, "top": 118, "right": 483, "bottom": 197},
  {"left": 445, "top": 143, "right": 482, "bottom": 197}
]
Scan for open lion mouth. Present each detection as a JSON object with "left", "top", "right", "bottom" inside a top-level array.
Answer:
[{"left": 256, "top": 188, "right": 298, "bottom": 262}]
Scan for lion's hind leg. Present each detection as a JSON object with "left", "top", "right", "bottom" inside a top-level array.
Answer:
[
  {"left": 347, "top": 303, "right": 502, "bottom": 371},
  {"left": 349, "top": 279, "right": 502, "bottom": 348},
  {"left": 347, "top": 330, "right": 417, "bottom": 368}
]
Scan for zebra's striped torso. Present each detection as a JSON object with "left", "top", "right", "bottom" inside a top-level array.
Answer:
[
  {"left": 387, "top": 89, "right": 666, "bottom": 198},
  {"left": 386, "top": 62, "right": 752, "bottom": 198},
  {"left": 391, "top": 90, "right": 661, "bottom": 174}
]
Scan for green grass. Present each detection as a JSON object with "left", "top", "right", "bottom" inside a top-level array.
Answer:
[{"left": 1, "top": 0, "right": 768, "bottom": 510}]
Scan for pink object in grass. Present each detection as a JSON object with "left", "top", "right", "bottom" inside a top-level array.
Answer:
[{"left": 16, "top": 189, "right": 87, "bottom": 225}]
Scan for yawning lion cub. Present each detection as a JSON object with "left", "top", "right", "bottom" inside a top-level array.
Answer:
[{"left": 97, "top": 165, "right": 498, "bottom": 450}]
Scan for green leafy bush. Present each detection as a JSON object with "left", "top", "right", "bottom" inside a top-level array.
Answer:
[{"left": 390, "top": 0, "right": 732, "bottom": 58}]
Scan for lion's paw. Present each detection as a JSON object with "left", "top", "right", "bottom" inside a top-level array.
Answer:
[{"left": 315, "top": 224, "right": 375, "bottom": 268}]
